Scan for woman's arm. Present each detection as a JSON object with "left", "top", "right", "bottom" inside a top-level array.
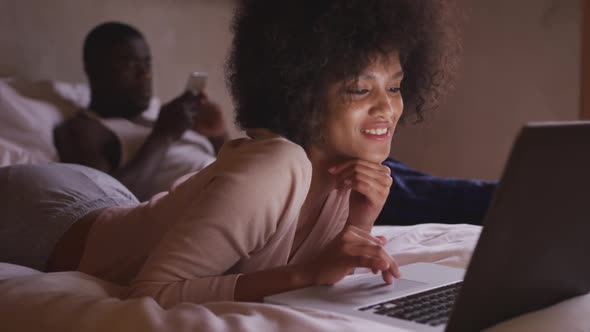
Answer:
[
  {"left": 234, "top": 264, "right": 314, "bottom": 302},
  {"left": 129, "top": 137, "right": 399, "bottom": 307},
  {"left": 235, "top": 225, "right": 400, "bottom": 302},
  {"left": 129, "top": 137, "right": 313, "bottom": 308},
  {"left": 329, "top": 159, "right": 393, "bottom": 232}
]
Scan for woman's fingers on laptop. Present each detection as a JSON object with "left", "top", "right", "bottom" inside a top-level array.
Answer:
[
  {"left": 342, "top": 226, "right": 399, "bottom": 279},
  {"left": 382, "top": 270, "right": 394, "bottom": 284},
  {"left": 358, "top": 246, "right": 400, "bottom": 283},
  {"left": 308, "top": 226, "right": 399, "bottom": 285},
  {"left": 355, "top": 253, "right": 397, "bottom": 285},
  {"left": 388, "top": 256, "right": 401, "bottom": 279},
  {"left": 345, "top": 226, "right": 399, "bottom": 277},
  {"left": 347, "top": 243, "right": 400, "bottom": 282},
  {"left": 375, "top": 235, "right": 388, "bottom": 246}
]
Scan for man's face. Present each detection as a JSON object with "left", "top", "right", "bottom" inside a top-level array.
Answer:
[{"left": 92, "top": 37, "right": 153, "bottom": 118}]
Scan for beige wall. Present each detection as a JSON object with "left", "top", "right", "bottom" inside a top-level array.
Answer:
[
  {"left": 0, "top": 0, "right": 581, "bottom": 179},
  {"left": 390, "top": 0, "right": 581, "bottom": 180},
  {"left": 0, "top": 0, "right": 239, "bottom": 135},
  {"left": 583, "top": 0, "right": 590, "bottom": 120}
]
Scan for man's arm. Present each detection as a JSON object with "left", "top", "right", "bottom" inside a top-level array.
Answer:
[
  {"left": 54, "top": 115, "right": 175, "bottom": 200},
  {"left": 55, "top": 93, "right": 226, "bottom": 200},
  {"left": 110, "top": 130, "right": 176, "bottom": 200},
  {"left": 54, "top": 115, "right": 119, "bottom": 174}
]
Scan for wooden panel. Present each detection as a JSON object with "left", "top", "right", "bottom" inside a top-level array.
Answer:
[{"left": 583, "top": 0, "right": 590, "bottom": 119}]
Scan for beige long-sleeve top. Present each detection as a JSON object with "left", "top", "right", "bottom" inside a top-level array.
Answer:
[{"left": 78, "top": 130, "right": 350, "bottom": 308}]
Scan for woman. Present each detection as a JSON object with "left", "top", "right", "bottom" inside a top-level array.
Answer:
[{"left": 0, "top": 0, "right": 458, "bottom": 308}]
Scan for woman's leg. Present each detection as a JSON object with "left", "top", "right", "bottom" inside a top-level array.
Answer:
[
  {"left": 0, "top": 163, "right": 138, "bottom": 271},
  {"left": 45, "top": 209, "right": 102, "bottom": 272}
]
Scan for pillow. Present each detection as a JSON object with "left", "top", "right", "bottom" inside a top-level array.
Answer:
[
  {"left": 0, "top": 262, "right": 41, "bottom": 280},
  {"left": 0, "top": 137, "right": 44, "bottom": 167},
  {"left": 0, "top": 78, "right": 85, "bottom": 163},
  {"left": 0, "top": 77, "right": 161, "bottom": 166}
]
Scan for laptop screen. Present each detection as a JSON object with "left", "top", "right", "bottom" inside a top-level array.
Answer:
[{"left": 446, "top": 122, "right": 590, "bottom": 331}]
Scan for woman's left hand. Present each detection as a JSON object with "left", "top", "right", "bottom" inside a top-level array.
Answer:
[{"left": 329, "top": 159, "right": 393, "bottom": 231}]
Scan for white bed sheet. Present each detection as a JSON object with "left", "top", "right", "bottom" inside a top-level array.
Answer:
[{"left": 0, "top": 224, "right": 588, "bottom": 331}]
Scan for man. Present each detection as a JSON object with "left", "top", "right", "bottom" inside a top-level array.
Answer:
[{"left": 54, "top": 22, "right": 227, "bottom": 200}]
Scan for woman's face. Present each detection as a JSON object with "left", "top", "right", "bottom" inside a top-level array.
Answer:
[{"left": 317, "top": 52, "right": 404, "bottom": 164}]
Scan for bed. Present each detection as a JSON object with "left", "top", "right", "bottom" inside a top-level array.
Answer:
[
  {"left": 1, "top": 224, "right": 589, "bottom": 331},
  {"left": 1, "top": 79, "right": 589, "bottom": 330}
]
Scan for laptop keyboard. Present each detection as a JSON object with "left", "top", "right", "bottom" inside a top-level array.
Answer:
[{"left": 358, "top": 281, "right": 462, "bottom": 326}]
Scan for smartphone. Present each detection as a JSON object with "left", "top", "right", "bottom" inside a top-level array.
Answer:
[{"left": 185, "top": 72, "right": 208, "bottom": 96}]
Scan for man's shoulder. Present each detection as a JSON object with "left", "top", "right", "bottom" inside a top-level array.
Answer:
[
  {"left": 53, "top": 110, "right": 121, "bottom": 169},
  {"left": 56, "top": 111, "right": 108, "bottom": 135},
  {"left": 54, "top": 111, "right": 117, "bottom": 150}
]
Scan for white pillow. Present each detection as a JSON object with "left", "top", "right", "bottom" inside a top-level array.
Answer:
[
  {"left": 0, "top": 78, "right": 85, "bottom": 163},
  {"left": 0, "top": 137, "right": 44, "bottom": 167},
  {"left": 0, "top": 77, "right": 161, "bottom": 166}
]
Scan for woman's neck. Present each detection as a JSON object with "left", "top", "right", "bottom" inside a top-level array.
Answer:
[
  {"left": 291, "top": 145, "right": 340, "bottom": 257},
  {"left": 300, "top": 145, "right": 350, "bottom": 217},
  {"left": 306, "top": 145, "right": 340, "bottom": 200}
]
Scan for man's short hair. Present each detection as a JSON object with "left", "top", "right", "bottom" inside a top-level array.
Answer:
[{"left": 83, "top": 22, "right": 144, "bottom": 69}]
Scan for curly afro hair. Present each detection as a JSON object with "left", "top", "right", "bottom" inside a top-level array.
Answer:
[{"left": 227, "top": 0, "right": 460, "bottom": 148}]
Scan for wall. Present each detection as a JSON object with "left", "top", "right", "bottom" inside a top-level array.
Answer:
[
  {"left": 0, "top": 0, "right": 582, "bottom": 179},
  {"left": 583, "top": 0, "right": 590, "bottom": 120},
  {"left": 390, "top": 0, "right": 581, "bottom": 180},
  {"left": 0, "top": 0, "right": 239, "bottom": 135}
]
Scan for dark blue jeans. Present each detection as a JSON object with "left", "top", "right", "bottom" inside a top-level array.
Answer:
[{"left": 376, "top": 158, "right": 497, "bottom": 226}]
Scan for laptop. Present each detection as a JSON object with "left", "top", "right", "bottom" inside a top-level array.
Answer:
[{"left": 266, "top": 122, "right": 590, "bottom": 331}]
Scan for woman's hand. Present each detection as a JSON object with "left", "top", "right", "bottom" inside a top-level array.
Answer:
[
  {"left": 304, "top": 225, "right": 400, "bottom": 286},
  {"left": 329, "top": 159, "right": 393, "bottom": 231}
]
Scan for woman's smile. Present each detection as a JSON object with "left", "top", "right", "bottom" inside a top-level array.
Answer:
[{"left": 360, "top": 125, "right": 393, "bottom": 141}]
